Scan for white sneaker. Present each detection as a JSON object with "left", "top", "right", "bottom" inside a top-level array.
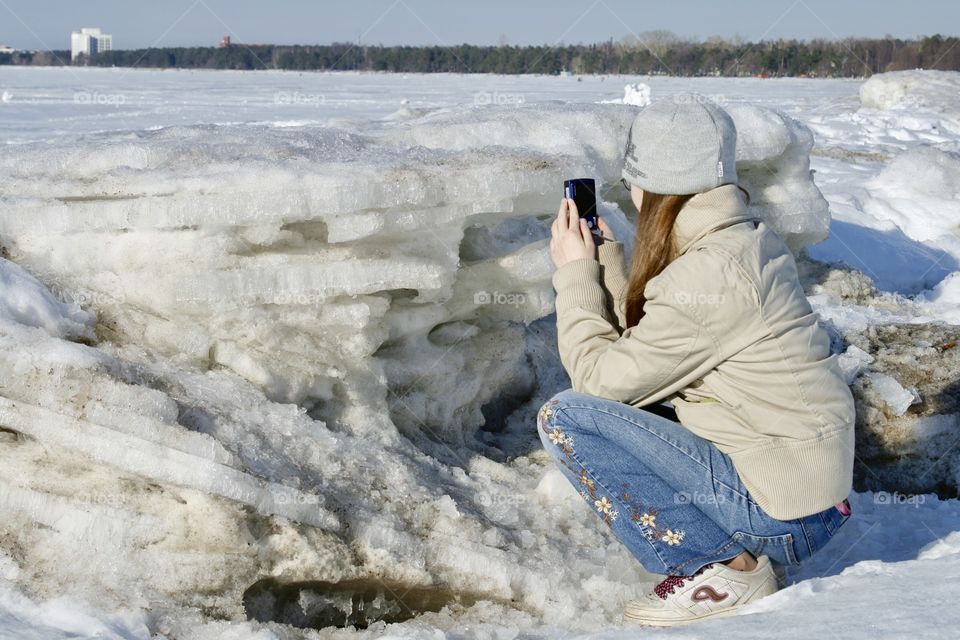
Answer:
[{"left": 623, "top": 554, "right": 779, "bottom": 627}]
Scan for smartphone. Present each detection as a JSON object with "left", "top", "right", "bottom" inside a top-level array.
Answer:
[{"left": 563, "top": 178, "right": 603, "bottom": 245}]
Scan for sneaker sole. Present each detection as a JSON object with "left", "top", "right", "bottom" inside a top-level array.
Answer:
[{"left": 623, "top": 605, "right": 740, "bottom": 627}]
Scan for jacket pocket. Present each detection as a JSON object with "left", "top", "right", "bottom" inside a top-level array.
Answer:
[
  {"left": 690, "top": 377, "right": 741, "bottom": 410},
  {"left": 732, "top": 530, "right": 800, "bottom": 566}
]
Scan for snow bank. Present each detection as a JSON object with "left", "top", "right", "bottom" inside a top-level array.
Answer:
[
  {"left": 806, "top": 72, "right": 960, "bottom": 296},
  {"left": 860, "top": 69, "right": 960, "bottom": 113},
  {"left": 806, "top": 214, "right": 957, "bottom": 294},
  {"left": 807, "top": 144, "right": 960, "bottom": 294},
  {"left": 858, "top": 69, "right": 960, "bottom": 142},
  {"left": 0, "top": 99, "right": 831, "bottom": 632},
  {"left": 861, "top": 146, "right": 960, "bottom": 251}
]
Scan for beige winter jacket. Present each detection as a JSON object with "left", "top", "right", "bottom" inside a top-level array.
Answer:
[{"left": 551, "top": 183, "right": 855, "bottom": 521}]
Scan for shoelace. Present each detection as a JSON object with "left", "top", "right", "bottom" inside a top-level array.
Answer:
[{"left": 653, "top": 562, "right": 715, "bottom": 599}]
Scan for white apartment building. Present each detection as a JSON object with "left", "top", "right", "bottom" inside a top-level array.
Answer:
[{"left": 71, "top": 28, "right": 113, "bottom": 61}]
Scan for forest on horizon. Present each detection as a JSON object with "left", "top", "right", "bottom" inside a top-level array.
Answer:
[{"left": 2, "top": 32, "right": 959, "bottom": 77}]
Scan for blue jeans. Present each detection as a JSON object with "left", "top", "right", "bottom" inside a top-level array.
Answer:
[{"left": 537, "top": 389, "right": 853, "bottom": 576}]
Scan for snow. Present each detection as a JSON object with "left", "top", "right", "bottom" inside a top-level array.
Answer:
[
  {"left": 923, "top": 271, "right": 960, "bottom": 304},
  {"left": 0, "top": 578, "right": 152, "bottom": 640},
  {"left": 805, "top": 72, "right": 960, "bottom": 295},
  {"left": 0, "top": 66, "right": 959, "bottom": 638},
  {"left": 859, "top": 146, "right": 960, "bottom": 253},
  {"left": 0, "top": 258, "right": 94, "bottom": 341},
  {"left": 3, "top": 491, "right": 960, "bottom": 638}
]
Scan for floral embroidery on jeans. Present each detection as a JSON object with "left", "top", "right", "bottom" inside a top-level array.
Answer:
[
  {"left": 538, "top": 402, "right": 679, "bottom": 537},
  {"left": 538, "top": 399, "right": 559, "bottom": 431},
  {"left": 593, "top": 496, "right": 619, "bottom": 524},
  {"left": 539, "top": 400, "right": 573, "bottom": 459},
  {"left": 539, "top": 399, "right": 618, "bottom": 526},
  {"left": 621, "top": 486, "right": 686, "bottom": 546},
  {"left": 578, "top": 468, "right": 595, "bottom": 492},
  {"left": 661, "top": 529, "right": 685, "bottom": 546}
]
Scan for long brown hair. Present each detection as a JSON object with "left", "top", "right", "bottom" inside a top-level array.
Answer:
[{"left": 624, "top": 191, "right": 696, "bottom": 328}]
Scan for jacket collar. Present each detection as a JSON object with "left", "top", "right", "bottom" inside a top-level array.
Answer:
[{"left": 672, "top": 184, "right": 756, "bottom": 255}]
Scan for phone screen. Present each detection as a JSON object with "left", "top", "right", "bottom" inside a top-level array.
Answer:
[{"left": 563, "top": 178, "right": 602, "bottom": 245}]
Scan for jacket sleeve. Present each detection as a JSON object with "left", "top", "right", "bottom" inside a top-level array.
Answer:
[
  {"left": 551, "top": 256, "right": 721, "bottom": 406},
  {"left": 597, "top": 240, "right": 629, "bottom": 333}
]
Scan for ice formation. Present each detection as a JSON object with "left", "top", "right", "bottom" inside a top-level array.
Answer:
[
  {"left": 863, "top": 370, "right": 919, "bottom": 416},
  {"left": 622, "top": 82, "right": 651, "bottom": 106},
  {"left": 0, "top": 95, "right": 834, "bottom": 633},
  {"left": 599, "top": 82, "right": 651, "bottom": 106}
]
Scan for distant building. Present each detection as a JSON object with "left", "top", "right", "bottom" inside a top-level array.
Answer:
[
  {"left": 218, "top": 35, "right": 268, "bottom": 49},
  {"left": 71, "top": 27, "right": 113, "bottom": 61}
]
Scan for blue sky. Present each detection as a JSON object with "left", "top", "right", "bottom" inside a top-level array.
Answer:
[{"left": 1, "top": 0, "right": 957, "bottom": 50}]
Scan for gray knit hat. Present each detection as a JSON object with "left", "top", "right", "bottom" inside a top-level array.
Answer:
[{"left": 621, "top": 94, "right": 738, "bottom": 194}]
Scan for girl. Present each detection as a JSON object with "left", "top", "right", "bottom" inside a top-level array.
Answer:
[{"left": 540, "top": 95, "right": 855, "bottom": 627}]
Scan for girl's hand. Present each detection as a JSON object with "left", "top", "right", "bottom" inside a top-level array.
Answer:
[
  {"left": 550, "top": 198, "right": 595, "bottom": 269},
  {"left": 597, "top": 217, "right": 615, "bottom": 243}
]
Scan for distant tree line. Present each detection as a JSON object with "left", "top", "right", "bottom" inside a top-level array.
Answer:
[{"left": 2, "top": 33, "right": 960, "bottom": 77}]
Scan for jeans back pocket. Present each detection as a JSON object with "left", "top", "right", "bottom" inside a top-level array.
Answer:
[{"left": 819, "top": 498, "right": 852, "bottom": 537}]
